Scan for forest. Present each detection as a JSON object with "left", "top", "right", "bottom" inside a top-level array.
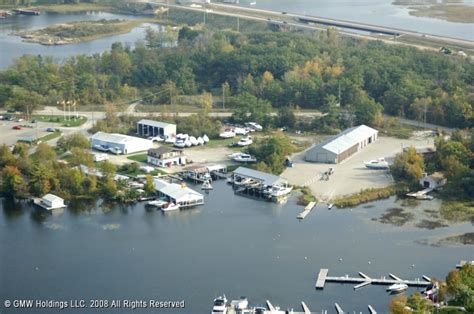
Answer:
[{"left": 0, "top": 24, "right": 472, "bottom": 129}]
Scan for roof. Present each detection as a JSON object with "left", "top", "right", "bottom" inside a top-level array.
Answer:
[
  {"left": 148, "top": 146, "right": 181, "bottom": 156},
  {"left": 154, "top": 179, "right": 203, "bottom": 201},
  {"left": 91, "top": 132, "right": 151, "bottom": 145},
  {"left": 233, "top": 167, "right": 283, "bottom": 186},
  {"left": 137, "top": 119, "right": 176, "bottom": 129},
  {"left": 315, "top": 125, "right": 378, "bottom": 155},
  {"left": 425, "top": 172, "right": 445, "bottom": 183},
  {"left": 42, "top": 194, "right": 64, "bottom": 203}
]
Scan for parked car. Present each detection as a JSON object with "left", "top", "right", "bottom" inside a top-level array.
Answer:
[
  {"left": 17, "top": 118, "right": 24, "bottom": 122},
  {"left": 12, "top": 125, "right": 21, "bottom": 130},
  {"left": 46, "top": 127, "right": 56, "bottom": 132}
]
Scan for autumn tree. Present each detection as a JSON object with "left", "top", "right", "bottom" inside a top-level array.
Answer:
[
  {"left": 1, "top": 166, "right": 25, "bottom": 197},
  {"left": 390, "top": 147, "right": 425, "bottom": 184}
]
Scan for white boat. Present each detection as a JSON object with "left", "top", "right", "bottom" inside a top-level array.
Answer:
[
  {"left": 234, "top": 127, "right": 248, "bottom": 136},
  {"left": 232, "top": 153, "right": 257, "bottom": 163},
  {"left": 189, "top": 136, "right": 199, "bottom": 146},
  {"left": 147, "top": 200, "right": 167, "bottom": 208},
  {"left": 148, "top": 136, "right": 164, "bottom": 142},
  {"left": 237, "top": 136, "right": 253, "bottom": 147},
  {"left": 250, "top": 2, "right": 257, "bottom": 6},
  {"left": 328, "top": 203, "right": 333, "bottom": 210},
  {"left": 228, "top": 152, "right": 243, "bottom": 159},
  {"left": 219, "top": 131, "right": 235, "bottom": 139},
  {"left": 245, "top": 122, "right": 262, "bottom": 131},
  {"left": 211, "top": 296, "right": 227, "bottom": 314},
  {"left": 416, "top": 194, "right": 434, "bottom": 200},
  {"left": 185, "top": 139, "right": 192, "bottom": 147},
  {"left": 387, "top": 283, "right": 408, "bottom": 292},
  {"left": 94, "top": 144, "right": 109, "bottom": 152},
  {"left": 364, "top": 158, "right": 389, "bottom": 170},
  {"left": 270, "top": 185, "right": 293, "bottom": 197},
  {"left": 197, "top": 137, "right": 204, "bottom": 145},
  {"left": 230, "top": 297, "right": 248, "bottom": 310},
  {"left": 203, "top": 134, "right": 209, "bottom": 143},
  {"left": 201, "top": 180, "right": 213, "bottom": 190},
  {"left": 165, "top": 137, "right": 176, "bottom": 144},
  {"left": 174, "top": 140, "right": 186, "bottom": 148},
  {"left": 161, "top": 202, "right": 180, "bottom": 212},
  {"left": 108, "top": 147, "right": 122, "bottom": 155},
  {"left": 226, "top": 176, "right": 234, "bottom": 184}
]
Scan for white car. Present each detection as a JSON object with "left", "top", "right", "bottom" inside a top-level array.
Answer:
[
  {"left": 234, "top": 127, "right": 248, "bottom": 135},
  {"left": 246, "top": 122, "right": 263, "bottom": 131}
]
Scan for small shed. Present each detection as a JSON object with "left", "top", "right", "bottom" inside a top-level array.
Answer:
[
  {"left": 419, "top": 172, "right": 447, "bottom": 189},
  {"left": 34, "top": 194, "right": 65, "bottom": 210}
]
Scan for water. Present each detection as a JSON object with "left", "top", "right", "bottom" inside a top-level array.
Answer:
[
  {"left": 0, "top": 12, "right": 160, "bottom": 69},
  {"left": 1, "top": 181, "right": 472, "bottom": 313},
  {"left": 239, "top": 0, "right": 474, "bottom": 40}
]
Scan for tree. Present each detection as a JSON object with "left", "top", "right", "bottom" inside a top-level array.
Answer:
[
  {"left": 390, "top": 147, "right": 425, "bottom": 184},
  {"left": 446, "top": 265, "right": 474, "bottom": 311},
  {"left": 144, "top": 175, "right": 155, "bottom": 196},
  {"left": 69, "top": 147, "right": 94, "bottom": 168},
  {"left": 248, "top": 135, "right": 295, "bottom": 174},
  {"left": 406, "top": 292, "right": 433, "bottom": 313},
  {"left": 100, "top": 177, "right": 117, "bottom": 200},
  {"left": 0, "top": 144, "right": 16, "bottom": 167},
  {"left": 57, "top": 133, "right": 90, "bottom": 151},
  {"left": 276, "top": 106, "right": 296, "bottom": 128},
  {"left": 98, "top": 161, "right": 116, "bottom": 178},
  {"left": 178, "top": 26, "right": 199, "bottom": 42},
  {"left": 231, "top": 92, "right": 272, "bottom": 125},
  {"left": 29, "top": 163, "right": 55, "bottom": 196},
  {"left": 1, "top": 166, "right": 25, "bottom": 197},
  {"left": 34, "top": 143, "right": 56, "bottom": 163}
]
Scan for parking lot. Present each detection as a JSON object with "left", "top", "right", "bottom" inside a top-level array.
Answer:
[
  {"left": 282, "top": 134, "right": 435, "bottom": 202},
  {"left": 0, "top": 120, "right": 52, "bottom": 146}
]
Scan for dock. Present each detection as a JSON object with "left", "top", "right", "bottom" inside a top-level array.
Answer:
[
  {"left": 406, "top": 187, "right": 433, "bottom": 198},
  {"left": 334, "top": 303, "right": 344, "bottom": 314},
  {"left": 315, "top": 269, "right": 431, "bottom": 290},
  {"left": 368, "top": 305, "right": 377, "bottom": 314},
  {"left": 456, "top": 260, "right": 474, "bottom": 268},
  {"left": 297, "top": 201, "right": 316, "bottom": 220}
]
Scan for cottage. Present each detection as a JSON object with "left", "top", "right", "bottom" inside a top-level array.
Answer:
[
  {"left": 305, "top": 125, "right": 378, "bottom": 164},
  {"left": 153, "top": 178, "right": 204, "bottom": 208},
  {"left": 147, "top": 147, "right": 186, "bottom": 168},
  {"left": 34, "top": 194, "right": 65, "bottom": 210},
  {"left": 137, "top": 119, "right": 177, "bottom": 140},
  {"left": 419, "top": 172, "right": 447, "bottom": 189}
]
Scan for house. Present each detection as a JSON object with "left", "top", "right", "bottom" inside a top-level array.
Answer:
[
  {"left": 305, "top": 125, "right": 378, "bottom": 163},
  {"left": 419, "top": 172, "right": 447, "bottom": 189},
  {"left": 137, "top": 119, "right": 177, "bottom": 140},
  {"left": 147, "top": 147, "right": 186, "bottom": 168},
  {"left": 33, "top": 194, "right": 65, "bottom": 210},
  {"left": 153, "top": 178, "right": 204, "bottom": 208},
  {"left": 91, "top": 132, "right": 153, "bottom": 155}
]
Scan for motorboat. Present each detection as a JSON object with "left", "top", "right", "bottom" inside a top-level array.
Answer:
[
  {"left": 234, "top": 177, "right": 253, "bottom": 186},
  {"left": 416, "top": 194, "right": 434, "bottom": 200},
  {"left": 245, "top": 122, "right": 263, "bottom": 131},
  {"left": 226, "top": 176, "right": 234, "bottom": 184},
  {"left": 203, "top": 134, "right": 209, "bottom": 143},
  {"left": 232, "top": 153, "right": 257, "bottom": 163},
  {"left": 189, "top": 136, "right": 199, "bottom": 146},
  {"left": 270, "top": 185, "right": 293, "bottom": 197},
  {"left": 185, "top": 139, "right": 192, "bottom": 147},
  {"left": 108, "top": 147, "right": 122, "bottom": 155},
  {"left": 174, "top": 140, "right": 186, "bottom": 148},
  {"left": 201, "top": 180, "right": 213, "bottom": 190},
  {"left": 234, "top": 127, "right": 248, "bottom": 136},
  {"left": 197, "top": 137, "right": 204, "bottom": 145},
  {"left": 219, "top": 131, "right": 235, "bottom": 139},
  {"left": 165, "top": 137, "right": 176, "bottom": 144},
  {"left": 230, "top": 297, "right": 248, "bottom": 310},
  {"left": 148, "top": 136, "right": 164, "bottom": 142},
  {"left": 364, "top": 158, "right": 389, "bottom": 170},
  {"left": 237, "top": 136, "right": 253, "bottom": 147},
  {"left": 211, "top": 296, "right": 227, "bottom": 314},
  {"left": 146, "top": 200, "right": 167, "bottom": 208},
  {"left": 328, "top": 203, "right": 333, "bottom": 210},
  {"left": 94, "top": 144, "right": 109, "bottom": 152},
  {"left": 161, "top": 202, "right": 180, "bottom": 212},
  {"left": 228, "top": 152, "right": 243, "bottom": 159},
  {"left": 387, "top": 283, "right": 408, "bottom": 292}
]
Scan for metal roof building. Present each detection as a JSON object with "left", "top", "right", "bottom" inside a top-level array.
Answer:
[
  {"left": 153, "top": 178, "right": 204, "bottom": 208},
  {"left": 305, "top": 125, "right": 378, "bottom": 164},
  {"left": 233, "top": 167, "right": 287, "bottom": 187},
  {"left": 91, "top": 132, "right": 153, "bottom": 155},
  {"left": 137, "top": 119, "right": 176, "bottom": 140}
]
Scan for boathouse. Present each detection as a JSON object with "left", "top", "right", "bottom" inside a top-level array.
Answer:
[
  {"left": 419, "top": 172, "right": 446, "bottom": 189},
  {"left": 34, "top": 194, "right": 65, "bottom": 210},
  {"left": 153, "top": 178, "right": 204, "bottom": 208},
  {"left": 181, "top": 164, "right": 227, "bottom": 182},
  {"left": 147, "top": 147, "right": 186, "bottom": 168},
  {"left": 233, "top": 167, "right": 287, "bottom": 188},
  {"left": 305, "top": 125, "right": 378, "bottom": 164},
  {"left": 137, "top": 119, "right": 176, "bottom": 140}
]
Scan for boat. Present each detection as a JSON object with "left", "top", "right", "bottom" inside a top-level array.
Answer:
[
  {"left": 203, "top": 134, "right": 209, "bottom": 143},
  {"left": 328, "top": 203, "right": 333, "bottom": 210},
  {"left": 364, "top": 158, "right": 389, "bottom": 170},
  {"left": 185, "top": 139, "right": 192, "bottom": 147},
  {"left": 197, "top": 137, "right": 204, "bottom": 145},
  {"left": 232, "top": 153, "right": 257, "bottom": 163},
  {"left": 146, "top": 200, "right": 167, "bottom": 208},
  {"left": 233, "top": 127, "right": 248, "bottom": 136},
  {"left": 270, "top": 185, "right": 293, "bottom": 197},
  {"left": 189, "top": 136, "right": 199, "bottom": 146},
  {"left": 228, "top": 152, "right": 243, "bottom": 159},
  {"left": 161, "top": 202, "right": 180, "bottom": 212},
  {"left": 416, "top": 194, "right": 434, "bottom": 200},
  {"left": 230, "top": 297, "right": 248, "bottom": 310},
  {"left": 211, "top": 296, "right": 227, "bottom": 314},
  {"left": 219, "top": 131, "right": 235, "bottom": 139},
  {"left": 226, "top": 176, "right": 234, "bottom": 184},
  {"left": 94, "top": 144, "right": 109, "bottom": 152},
  {"left": 174, "top": 140, "right": 186, "bottom": 148},
  {"left": 237, "top": 136, "right": 253, "bottom": 147},
  {"left": 201, "top": 180, "right": 213, "bottom": 190},
  {"left": 387, "top": 283, "right": 408, "bottom": 292},
  {"left": 250, "top": 2, "right": 257, "bottom": 6},
  {"left": 245, "top": 122, "right": 262, "bottom": 131}
]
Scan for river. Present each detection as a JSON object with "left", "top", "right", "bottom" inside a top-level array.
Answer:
[{"left": 1, "top": 181, "right": 472, "bottom": 313}]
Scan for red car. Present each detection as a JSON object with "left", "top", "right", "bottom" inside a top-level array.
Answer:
[{"left": 12, "top": 125, "right": 21, "bottom": 130}]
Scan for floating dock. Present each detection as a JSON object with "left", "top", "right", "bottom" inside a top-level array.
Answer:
[
  {"left": 315, "top": 269, "right": 431, "bottom": 290},
  {"left": 297, "top": 201, "right": 316, "bottom": 220}
]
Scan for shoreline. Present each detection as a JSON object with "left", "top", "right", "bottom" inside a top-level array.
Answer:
[{"left": 393, "top": 1, "right": 474, "bottom": 24}]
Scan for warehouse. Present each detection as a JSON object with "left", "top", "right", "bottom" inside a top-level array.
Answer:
[
  {"left": 305, "top": 125, "right": 378, "bottom": 164},
  {"left": 91, "top": 132, "right": 153, "bottom": 155},
  {"left": 137, "top": 119, "right": 176, "bottom": 140}
]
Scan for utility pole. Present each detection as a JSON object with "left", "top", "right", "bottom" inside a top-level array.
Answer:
[
  {"left": 423, "top": 101, "right": 427, "bottom": 126},
  {"left": 222, "top": 84, "right": 225, "bottom": 110},
  {"left": 237, "top": 17, "right": 240, "bottom": 32},
  {"left": 337, "top": 83, "right": 341, "bottom": 107}
]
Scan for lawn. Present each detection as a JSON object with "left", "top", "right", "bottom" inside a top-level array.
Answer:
[
  {"left": 38, "top": 131, "right": 62, "bottom": 142},
  {"left": 127, "top": 153, "right": 148, "bottom": 163},
  {"left": 32, "top": 115, "right": 87, "bottom": 127}
]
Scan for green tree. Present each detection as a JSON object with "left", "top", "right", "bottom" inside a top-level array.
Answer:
[
  {"left": 446, "top": 265, "right": 474, "bottom": 311},
  {"left": 1, "top": 166, "right": 24, "bottom": 197},
  {"left": 144, "top": 175, "right": 155, "bottom": 196},
  {"left": 29, "top": 163, "right": 55, "bottom": 196},
  {"left": 231, "top": 92, "right": 272, "bottom": 125},
  {"left": 57, "top": 133, "right": 90, "bottom": 151},
  {"left": 0, "top": 144, "right": 16, "bottom": 167},
  {"left": 390, "top": 147, "right": 425, "bottom": 184},
  {"left": 98, "top": 160, "right": 116, "bottom": 178},
  {"left": 248, "top": 135, "right": 295, "bottom": 174},
  {"left": 34, "top": 143, "right": 56, "bottom": 163}
]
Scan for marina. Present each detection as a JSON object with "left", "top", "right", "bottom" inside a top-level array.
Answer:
[{"left": 315, "top": 269, "right": 431, "bottom": 290}]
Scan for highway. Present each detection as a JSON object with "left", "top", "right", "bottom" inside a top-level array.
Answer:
[{"left": 144, "top": 1, "right": 473, "bottom": 52}]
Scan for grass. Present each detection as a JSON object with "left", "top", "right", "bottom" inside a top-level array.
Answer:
[
  {"left": 202, "top": 138, "right": 236, "bottom": 148},
  {"left": 333, "top": 184, "right": 409, "bottom": 208},
  {"left": 39, "top": 3, "right": 113, "bottom": 14},
  {"left": 127, "top": 153, "right": 148, "bottom": 163},
  {"left": 32, "top": 115, "right": 87, "bottom": 127},
  {"left": 379, "top": 124, "right": 415, "bottom": 139},
  {"left": 440, "top": 200, "right": 474, "bottom": 223},
  {"left": 38, "top": 131, "right": 62, "bottom": 142},
  {"left": 296, "top": 186, "right": 317, "bottom": 206}
]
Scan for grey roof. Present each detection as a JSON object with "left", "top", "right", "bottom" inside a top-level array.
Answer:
[
  {"left": 91, "top": 132, "right": 151, "bottom": 145},
  {"left": 137, "top": 119, "right": 176, "bottom": 129},
  {"left": 314, "top": 125, "right": 378, "bottom": 155},
  {"left": 233, "top": 167, "right": 283, "bottom": 186},
  {"left": 148, "top": 146, "right": 182, "bottom": 157},
  {"left": 42, "top": 194, "right": 64, "bottom": 203},
  {"left": 154, "top": 179, "right": 203, "bottom": 202}
]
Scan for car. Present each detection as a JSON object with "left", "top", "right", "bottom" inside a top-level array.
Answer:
[
  {"left": 46, "top": 127, "right": 56, "bottom": 132},
  {"left": 147, "top": 136, "right": 164, "bottom": 142},
  {"left": 12, "top": 125, "right": 21, "bottom": 130},
  {"left": 17, "top": 118, "right": 24, "bottom": 122},
  {"left": 31, "top": 119, "right": 37, "bottom": 123}
]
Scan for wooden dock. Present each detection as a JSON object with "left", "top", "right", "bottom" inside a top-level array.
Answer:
[
  {"left": 368, "top": 305, "right": 377, "bottom": 314},
  {"left": 315, "top": 269, "right": 431, "bottom": 290},
  {"left": 297, "top": 201, "right": 316, "bottom": 220}
]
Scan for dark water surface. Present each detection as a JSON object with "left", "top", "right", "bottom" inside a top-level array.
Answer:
[{"left": 1, "top": 181, "right": 473, "bottom": 313}]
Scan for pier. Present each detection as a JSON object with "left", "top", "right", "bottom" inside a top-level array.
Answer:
[
  {"left": 297, "top": 201, "right": 316, "bottom": 219},
  {"left": 315, "top": 269, "right": 431, "bottom": 290},
  {"left": 13, "top": 8, "right": 40, "bottom": 15}
]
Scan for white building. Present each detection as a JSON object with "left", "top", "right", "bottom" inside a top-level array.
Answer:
[
  {"left": 137, "top": 119, "right": 177, "bottom": 140},
  {"left": 147, "top": 147, "right": 186, "bottom": 168},
  {"left": 91, "top": 132, "right": 153, "bottom": 155},
  {"left": 419, "top": 172, "right": 447, "bottom": 189},
  {"left": 305, "top": 125, "right": 378, "bottom": 164},
  {"left": 153, "top": 178, "right": 204, "bottom": 208},
  {"left": 34, "top": 194, "right": 65, "bottom": 210}
]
